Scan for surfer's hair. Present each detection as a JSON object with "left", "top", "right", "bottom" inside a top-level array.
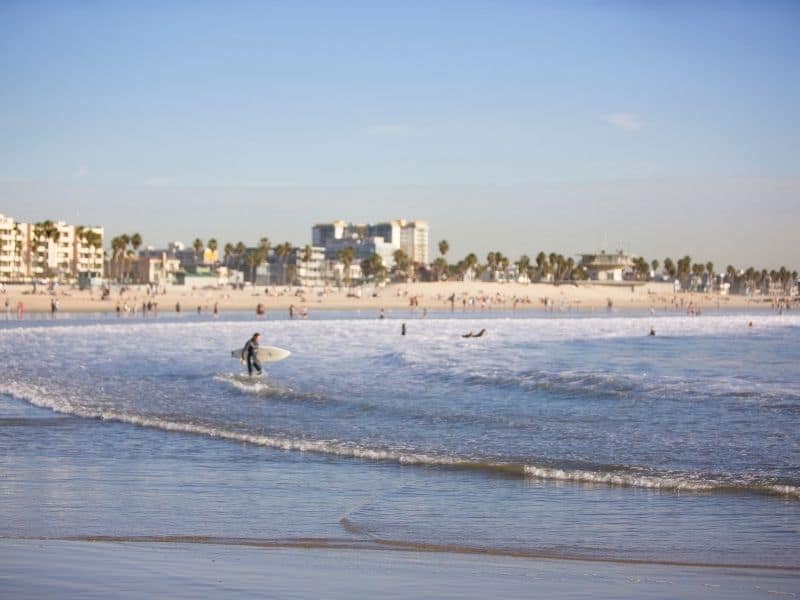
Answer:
[{"left": 253, "top": 332, "right": 260, "bottom": 338}]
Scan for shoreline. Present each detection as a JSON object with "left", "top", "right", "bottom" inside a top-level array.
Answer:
[
  {"left": 2, "top": 281, "right": 792, "bottom": 315},
  {"left": 2, "top": 539, "right": 797, "bottom": 599}
]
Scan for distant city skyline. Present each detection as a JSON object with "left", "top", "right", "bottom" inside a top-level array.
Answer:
[{"left": 1, "top": 1, "right": 798, "bottom": 268}]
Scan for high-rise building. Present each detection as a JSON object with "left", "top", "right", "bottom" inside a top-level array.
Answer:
[
  {"left": 398, "top": 220, "right": 429, "bottom": 264},
  {"left": 311, "top": 219, "right": 429, "bottom": 267}
]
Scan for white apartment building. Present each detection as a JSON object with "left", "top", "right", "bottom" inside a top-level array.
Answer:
[
  {"left": 0, "top": 214, "right": 104, "bottom": 281},
  {"left": 398, "top": 219, "right": 429, "bottom": 264},
  {"left": 0, "top": 214, "right": 25, "bottom": 281}
]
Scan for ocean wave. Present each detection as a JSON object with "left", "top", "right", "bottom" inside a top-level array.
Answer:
[
  {"left": 462, "top": 369, "right": 800, "bottom": 408},
  {"left": 2, "top": 381, "right": 798, "bottom": 501},
  {"left": 212, "top": 373, "right": 327, "bottom": 404}
]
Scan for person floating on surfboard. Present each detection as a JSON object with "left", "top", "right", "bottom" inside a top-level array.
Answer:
[
  {"left": 462, "top": 328, "right": 486, "bottom": 338},
  {"left": 241, "top": 332, "right": 263, "bottom": 376}
]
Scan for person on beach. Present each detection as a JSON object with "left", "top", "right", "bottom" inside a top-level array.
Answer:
[
  {"left": 649, "top": 327, "right": 656, "bottom": 336},
  {"left": 241, "top": 332, "right": 263, "bottom": 377}
]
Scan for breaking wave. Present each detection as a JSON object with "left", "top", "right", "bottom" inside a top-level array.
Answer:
[{"left": 2, "top": 380, "right": 797, "bottom": 500}]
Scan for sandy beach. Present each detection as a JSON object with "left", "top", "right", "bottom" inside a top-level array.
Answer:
[{"left": 1, "top": 280, "right": 786, "bottom": 315}]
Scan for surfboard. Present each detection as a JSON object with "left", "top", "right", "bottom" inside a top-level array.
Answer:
[{"left": 231, "top": 346, "right": 291, "bottom": 363}]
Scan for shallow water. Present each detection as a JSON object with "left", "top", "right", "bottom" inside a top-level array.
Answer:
[{"left": 1, "top": 310, "right": 799, "bottom": 568}]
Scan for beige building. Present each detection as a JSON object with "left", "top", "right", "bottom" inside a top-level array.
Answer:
[
  {"left": 577, "top": 250, "right": 634, "bottom": 282},
  {"left": 0, "top": 214, "right": 104, "bottom": 281},
  {"left": 131, "top": 253, "right": 182, "bottom": 285}
]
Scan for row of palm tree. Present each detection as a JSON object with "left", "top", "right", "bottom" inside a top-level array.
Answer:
[
  {"left": 101, "top": 231, "right": 797, "bottom": 293},
  {"left": 109, "top": 233, "right": 142, "bottom": 281},
  {"left": 425, "top": 242, "right": 797, "bottom": 292}
]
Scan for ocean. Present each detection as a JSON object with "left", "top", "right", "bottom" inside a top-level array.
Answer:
[{"left": 1, "top": 309, "right": 799, "bottom": 570}]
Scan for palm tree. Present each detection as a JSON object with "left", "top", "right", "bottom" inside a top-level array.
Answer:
[
  {"left": 360, "top": 252, "right": 385, "bottom": 282},
  {"left": 234, "top": 241, "right": 246, "bottom": 271},
  {"left": 12, "top": 223, "right": 23, "bottom": 280},
  {"left": 486, "top": 252, "right": 497, "bottom": 279},
  {"left": 338, "top": 247, "right": 356, "bottom": 285},
  {"left": 463, "top": 253, "right": 478, "bottom": 281},
  {"left": 392, "top": 248, "right": 411, "bottom": 281},
  {"left": 517, "top": 254, "right": 531, "bottom": 282},
  {"left": 663, "top": 257, "right": 676, "bottom": 279},
  {"left": 131, "top": 233, "right": 142, "bottom": 253},
  {"left": 32, "top": 220, "right": 61, "bottom": 279},
  {"left": 275, "top": 241, "right": 293, "bottom": 285},
  {"left": 193, "top": 238, "right": 204, "bottom": 263},
  {"left": 223, "top": 242, "right": 234, "bottom": 265},
  {"left": 437, "top": 240, "right": 449, "bottom": 278},
  {"left": 298, "top": 245, "right": 313, "bottom": 285},
  {"left": 632, "top": 256, "right": 649, "bottom": 281},
  {"left": 534, "top": 251, "right": 548, "bottom": 282},
  {"left": 650, "top": 259, "right": 660, "bottom": 279},
  {"left": 245, "top": 250, "right": 260, "bottom": 284},
  {"left": 432, "top": 256, "right": 448, "bottom": 281}
]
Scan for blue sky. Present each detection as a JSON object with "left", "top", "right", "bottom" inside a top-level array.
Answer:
[{"left": 1, "top": 1, "right": 798, "bottom": 267}]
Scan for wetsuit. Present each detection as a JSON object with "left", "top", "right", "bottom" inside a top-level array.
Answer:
[{"left": 241, "top": 338, "right": 262, "bottom": 376}]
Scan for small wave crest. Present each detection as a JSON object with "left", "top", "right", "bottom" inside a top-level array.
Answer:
[
  {"left": 213, "top": 373, "right": 321, "bottom": 402},
  {"left": 2, "top": 381, "right": 798, "bottom": 500}
]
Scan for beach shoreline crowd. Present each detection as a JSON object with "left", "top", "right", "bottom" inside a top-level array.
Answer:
[{"left": 1, "top": 280, "right": 794, "bottom": 317}]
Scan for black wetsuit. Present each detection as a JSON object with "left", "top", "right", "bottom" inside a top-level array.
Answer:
[{"left": 242, "top": 338, "right": 262, "bottom": 376}]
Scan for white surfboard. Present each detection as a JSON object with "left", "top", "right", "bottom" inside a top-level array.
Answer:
[{"left": 231, "top": 345, "right": 291, "bottom": 363}]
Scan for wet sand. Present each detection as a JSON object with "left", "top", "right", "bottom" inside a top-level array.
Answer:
[{"left": 2, "top": 539, "right": 797, "bottom": 599}]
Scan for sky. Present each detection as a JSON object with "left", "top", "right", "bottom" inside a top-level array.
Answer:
[{"left": 1, "top": 1, "right": 798, "bottom": 268}]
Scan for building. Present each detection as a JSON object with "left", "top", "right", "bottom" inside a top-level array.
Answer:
[
  {"left": 255, "top": 246, "right": 327, "bottom": 287},
  {"left": 130, "top": 253, "right": 182, "bottom": 285},
  {"left": 311, "top": 219, "right": 430, "bottom": 267},
  {"left": 73, "top": 225, "right": 105, "bottom": 276},
  {"left": 312, "top": 220, "right": 348, "bottom": 247},
  {"left": 0, "top": 214, "right": 25, "bottom": 282},
  {"left": 398, "top": 219, "right": 429, "bottom": 264},
  {"left": 0, "top": 214, "right": 104, "bottom": 282},
  {"left": 577, "top": 250, "right": 634, "bottom": 282}
]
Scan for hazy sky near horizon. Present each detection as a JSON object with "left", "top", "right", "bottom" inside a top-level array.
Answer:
[{"left": 1, "top": 1, "right": 798, "bottom": 267}]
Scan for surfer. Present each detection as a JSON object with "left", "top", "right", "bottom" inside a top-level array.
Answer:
[
  {"left": 649, "top": 327, "right": 656, "bottom": 336},
  {"left": 462, "top": 328, "right": 486, "bottom": 338},
  {"left": 241, "top": 332, "right": 263, "bottom": 376}
]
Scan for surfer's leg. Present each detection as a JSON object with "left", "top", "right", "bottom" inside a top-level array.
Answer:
[
  {"left": 253, "top": 358, "right": 262, "bottom": 375},
  {"left": 247, "top": 357, "right": 254, "bottom": 376}
]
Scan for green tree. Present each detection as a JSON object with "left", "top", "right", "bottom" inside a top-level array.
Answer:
[
  {"left": 275, "top": 241, "right": 293, "bottom": 285},
  {"left": 392, "top": 248, "right": 411, "bottom": 281},
  {"left": 360, "top": 252, "right": 386, "bottom": 282},
  {"left": 338, "top": 246, "right": 356, "bottom": 285},
  {"left": 432, "top": 256, "right": 448, "bottom": 281}
]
